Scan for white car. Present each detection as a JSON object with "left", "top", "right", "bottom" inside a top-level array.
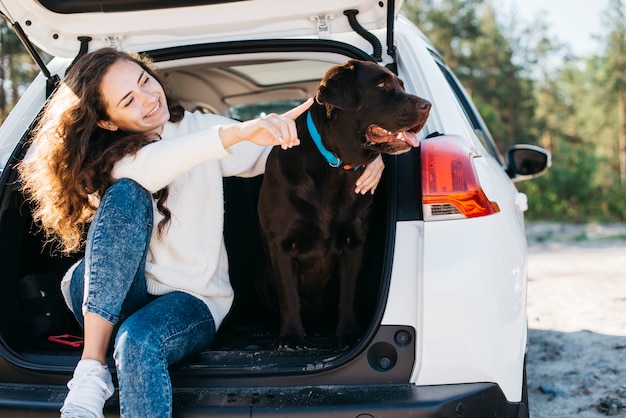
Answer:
[{"left": 0, "top": 1, "right": 549, "bottom": 416}]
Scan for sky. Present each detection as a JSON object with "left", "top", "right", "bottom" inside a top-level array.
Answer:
[{"left": 503, "top": 0, "right": 610, "bottom": 56}]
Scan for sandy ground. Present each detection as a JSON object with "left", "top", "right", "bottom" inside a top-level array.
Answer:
[{"left": 525, "top": 222, "right": 626, "bottom": 417}]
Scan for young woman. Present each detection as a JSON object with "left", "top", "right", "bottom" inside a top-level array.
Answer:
[{"left": 17, "top": 48, "right": 384, "bottom": 418}]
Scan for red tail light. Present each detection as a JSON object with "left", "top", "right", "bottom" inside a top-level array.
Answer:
[{"left": 421, "top": 135, "right": 500, "bottom": 220}]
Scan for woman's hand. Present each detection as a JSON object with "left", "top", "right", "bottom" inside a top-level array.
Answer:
[
  {"left": 355, "top": 155, "right": 385, "bottom": 195},
  {"left": 220, "top": 98, "right": 313, "bottom": 149}
]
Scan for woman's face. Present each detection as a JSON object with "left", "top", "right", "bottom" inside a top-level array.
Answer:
[{"left": 97, "top": 59, "right": 170, "bottom": 135}]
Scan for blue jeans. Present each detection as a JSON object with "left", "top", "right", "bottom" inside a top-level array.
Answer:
[{"left": 68, "top": 179, "right": 216, "bottom": 418}]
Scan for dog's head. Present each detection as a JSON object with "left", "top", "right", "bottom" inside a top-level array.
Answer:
[{"left": 316, "top": 60, "right": 431, "bottom": 155}]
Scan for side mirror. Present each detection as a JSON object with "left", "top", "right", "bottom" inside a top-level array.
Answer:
[{"left": 505, "top": 144, "right": 551, "bottom": 182}]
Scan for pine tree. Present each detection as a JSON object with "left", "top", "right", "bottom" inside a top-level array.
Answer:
[{"left": 602, "top": 0, "right": 626, "bottom": 183}]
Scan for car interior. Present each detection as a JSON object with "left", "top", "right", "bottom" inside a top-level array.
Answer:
[{"left": 0, "top": 53, "right": 396, "bottom": 374}]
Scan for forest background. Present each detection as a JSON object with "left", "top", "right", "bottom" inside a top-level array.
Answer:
[{"left": 2, "top": 0, "right": 626, "bottom": 222}]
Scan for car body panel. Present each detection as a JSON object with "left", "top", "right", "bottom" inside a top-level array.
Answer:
[
  {"left": 383, "top": 167, "right": 527, "bottom": 403},
  {"left": 0, "top": 381, "right": 525, "bottom": 417},
  {"left": 417, "top": 214, "right": 526, "bottom": 400},
  {"left": 0, "top": 0, "right": 402, "bottom": 58}
]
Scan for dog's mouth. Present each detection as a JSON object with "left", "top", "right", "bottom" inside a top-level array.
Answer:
[{"left": 364, "top": 125, "right": 420, "bottom": 154}]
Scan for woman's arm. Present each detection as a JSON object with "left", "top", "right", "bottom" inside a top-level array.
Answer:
[
  {"left": 218, "top": 99, "right": 312, "bottom": 149},
  {"left": 113, "top": 100, "right": 313, "bottom": 192},
  {"left": 111, "top": 117, "right": 231, "bottom": 193}
]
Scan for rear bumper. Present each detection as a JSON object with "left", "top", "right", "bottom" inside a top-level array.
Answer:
[{"left": 1, "top": 382, "right": 527, "bottom": 417}]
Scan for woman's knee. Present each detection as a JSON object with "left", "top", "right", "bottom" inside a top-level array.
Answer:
[
  {"left": 102, "top": 179, "right": 153, "bottom": 223},
  {"left": 114, "top": 315, "right": 160, "bottom": 364},
  {"left": 114, "top": 294, "right": 216, "bottom": 366}
]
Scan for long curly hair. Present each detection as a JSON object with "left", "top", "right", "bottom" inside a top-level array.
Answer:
[{"left": 17, "top": 48, "right": 184, "bottom": 255}]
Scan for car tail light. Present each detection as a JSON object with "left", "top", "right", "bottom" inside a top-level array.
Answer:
[{"left": 421, "top": 135, "right": 500, "bottom": 221}]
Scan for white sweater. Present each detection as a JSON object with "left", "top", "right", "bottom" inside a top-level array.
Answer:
[{"left": 61, "top": 111, "right": 271, "bottom": 329}]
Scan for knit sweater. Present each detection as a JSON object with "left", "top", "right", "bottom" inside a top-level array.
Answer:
[{"left": 61, "top": 111, "right": 271, "bottom": 329}]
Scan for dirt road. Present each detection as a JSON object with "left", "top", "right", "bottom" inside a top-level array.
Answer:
[{"left": 526, "top": 223, "right": 626, "bottom": 417}]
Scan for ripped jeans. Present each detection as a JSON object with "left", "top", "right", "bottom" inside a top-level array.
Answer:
[{"left": 68, "top": 178, "right": 216, "bottom": 418}]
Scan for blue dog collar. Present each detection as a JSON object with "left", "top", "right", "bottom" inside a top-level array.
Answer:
[{"left": 306, "top": 111, "right": 360, "bottom": 171}]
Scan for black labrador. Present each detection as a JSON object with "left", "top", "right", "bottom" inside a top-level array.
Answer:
[{"left": 258, "top": 60, "right": 431, "bottom": 351}]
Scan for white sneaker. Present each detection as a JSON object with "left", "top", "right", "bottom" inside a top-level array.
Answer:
[{"left": 60, "top": 359, "right": 115, "bottom": 418}]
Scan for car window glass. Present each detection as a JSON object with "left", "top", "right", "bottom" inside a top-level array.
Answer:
[
  {"left": 432, "top": 55, "right": 504, "bottom": 164},
  {"left": 228, "top": 99, "right": 305, "bottom": 121}
]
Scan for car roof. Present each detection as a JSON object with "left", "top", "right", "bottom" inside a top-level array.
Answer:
[{"left": 0, "top": 0, "right": 404, "bottom": 58}]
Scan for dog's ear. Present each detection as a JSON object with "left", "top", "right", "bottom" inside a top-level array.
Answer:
[{"left": 316, "top": 60, "right": 363, "bottom": 112}]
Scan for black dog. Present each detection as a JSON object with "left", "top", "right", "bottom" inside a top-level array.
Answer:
[{"left": 258, "top": 60, "right": 431, "bottom": 351}]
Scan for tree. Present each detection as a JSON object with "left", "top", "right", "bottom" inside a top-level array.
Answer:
[
  {"left": 602, "top": 0, "right": 626, "bottom": 184},
  {"left": 402, "top": 0, "right": 626, "bottom": 221},
  {"left": 403, "top": 0, "right": 483, "bottom": 70},
  {"left": 402, "top": 0, "right": 537, "bottom": 150},
  {"left": 0, "top": 19, "right": 40, "bottom": 122}
]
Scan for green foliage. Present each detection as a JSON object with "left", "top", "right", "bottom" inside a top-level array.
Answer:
[
  {"left": 403, "top": 0, "right": 626, "bottom": 222},
  {"left": 404, "top": 0, "right": 537, "bottom": 149},
  {"left": 519, "top": 140, "right": 605, "bottom": 221},
  {"left": 0, "top": 20, "right": 42, "bottom": 120}
]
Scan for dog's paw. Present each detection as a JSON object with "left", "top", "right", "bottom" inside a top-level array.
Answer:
[{"left": 273, "top": 334, "right": 307, "bottom": 351}]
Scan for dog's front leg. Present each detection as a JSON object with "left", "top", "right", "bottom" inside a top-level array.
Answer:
[
  {"left": 271, "top": 254, "right": 307, "bottom": 351},
  {"left": 336, "top": 247, "right": 365, "bottom": 348}
]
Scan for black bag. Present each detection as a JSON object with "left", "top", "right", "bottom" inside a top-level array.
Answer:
[{"left": 19, "top": 273, "right": 76, "bottom": 338}]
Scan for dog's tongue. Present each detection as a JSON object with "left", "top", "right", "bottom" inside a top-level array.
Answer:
[
  {"left": 367, "top": 125, "right": 420, "bottom": 147},
  {"left": 399, "top": 130, "right": 419, "bottom": 147}
]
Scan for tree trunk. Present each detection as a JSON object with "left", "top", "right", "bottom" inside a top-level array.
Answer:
[{"left": 617, "top": 85, "right": 626, "bottom": 184}]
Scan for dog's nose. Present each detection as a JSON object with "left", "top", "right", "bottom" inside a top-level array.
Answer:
[{"left": 418, "top": 99, "right": 432, "bottom": 111}]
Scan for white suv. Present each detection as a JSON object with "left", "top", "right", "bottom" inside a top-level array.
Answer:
[{"left": 0, "top": 1, "right": 549, "bottom": 417}]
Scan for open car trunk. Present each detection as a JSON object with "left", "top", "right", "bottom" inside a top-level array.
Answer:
[
  {"left": 0, "top": 168, "right": 393, "bottom": 378},
  {"left": 0, "top": 44, "right": 415, "bottom": 386}
]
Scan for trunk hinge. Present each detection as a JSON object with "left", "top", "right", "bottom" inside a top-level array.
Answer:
[
  {"left": 309, "top": 14, "right": 335, "bottom": 39},
  {"left": 6, "top": 19, "right": 59, "bottom": 96},
  {"left": 104, "top": 35, "right": 124, "bottom": 50}
]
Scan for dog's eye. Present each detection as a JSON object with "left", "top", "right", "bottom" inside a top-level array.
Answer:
[{"left": 377, "top": 81, "right": 387, "bottom": 88}]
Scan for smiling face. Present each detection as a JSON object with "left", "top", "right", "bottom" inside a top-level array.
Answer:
[{"left": 97, "top": 59, "right": 170, "bottom": 135}]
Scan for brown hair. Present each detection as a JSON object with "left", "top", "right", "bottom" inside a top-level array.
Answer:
[{"left": 17, "top": 48, "right": 184, "bottom": 254}]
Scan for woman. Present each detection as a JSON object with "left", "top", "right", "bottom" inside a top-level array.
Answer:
[{"left": 17, "top": 48, "right": 384, "bottom": 418}]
